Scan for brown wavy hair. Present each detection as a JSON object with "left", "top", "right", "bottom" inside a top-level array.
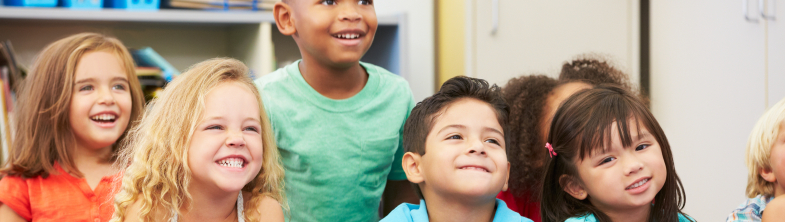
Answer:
[
  {"left": 503, "top": 57, "right": 638, "bottom": 201},
  {"left": 0, "top": 33, "right": 145, "bottom": 178}
]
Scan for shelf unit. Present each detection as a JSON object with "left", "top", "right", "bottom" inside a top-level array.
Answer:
[{"left": 0, "top": 6, "right": 407, "bottom": 79}]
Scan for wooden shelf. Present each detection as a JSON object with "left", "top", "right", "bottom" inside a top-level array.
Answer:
[{"left": 0, "top": 6, "right": 400, "bottom": 25}]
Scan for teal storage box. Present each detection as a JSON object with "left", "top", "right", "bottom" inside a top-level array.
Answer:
[
  {"left": 105, "top": 0, "right": 158, "bottom": 10},
  {"left": 3, "top": 0, "right": 56, "bottom": 7},
  {"left": 60, "top": 0, "right": 102, "bottom": 9}
]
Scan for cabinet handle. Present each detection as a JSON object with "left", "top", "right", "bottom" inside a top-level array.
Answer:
[
  {"left": 745, "top": 0, "right": 760, "bottom": 22},
  {"left": 491, "top": 0, "right": 499, "bottom": 35},
  {"left": 760, "top": 0, "right": 776, "bottom": 20}
]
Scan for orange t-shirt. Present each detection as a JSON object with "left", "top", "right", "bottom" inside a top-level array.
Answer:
[{"left": 0, "top": 162, "right": 120, "bottom": 222}]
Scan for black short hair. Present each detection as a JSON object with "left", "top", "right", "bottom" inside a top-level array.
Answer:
[{"left": 402, "top": 76, "right": 509, "bottom": 199}]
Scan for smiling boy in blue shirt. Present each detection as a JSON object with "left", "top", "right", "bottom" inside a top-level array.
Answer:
[{"left": 381, "top": 76, "right": 532, "bottom": 222}]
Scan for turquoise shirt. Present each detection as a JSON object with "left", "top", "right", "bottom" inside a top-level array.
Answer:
[
  {"left": 565, "top": 212, "right": 694, "bottom": 222},
  {"left": 380, "top": 199, "right": 533, "bottom": 222},
  {"left": 255, "top": 60, "right": 414, "bottom": 222}
]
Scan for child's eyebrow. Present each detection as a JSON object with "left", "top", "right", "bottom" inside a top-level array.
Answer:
[
  {"left": 635, "top": 131, "right": 651, "bottom": 141},
  {"left": 112, "top": 77, "right": 129, "bottom": 83},
  {"left": 436, "top": 124, "right": 466, "bottom": 134},
  {"left": 483, "top": 127, "right": 504, "bottom": 136},
  {"left": 74, "top": 78, "right": 95, "bottom": 84}
]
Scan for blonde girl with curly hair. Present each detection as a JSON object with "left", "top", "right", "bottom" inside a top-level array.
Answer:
[
  {"left": 0, "top": 33, "right": 145, "bottom": 222},
  {"left": 112, "top": 58, "right": 286, "bottom": 222}
]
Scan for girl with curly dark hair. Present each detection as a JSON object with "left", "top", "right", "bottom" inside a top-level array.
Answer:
[{"left": 499, "top": 57, "right": 638, "bottom": 222}]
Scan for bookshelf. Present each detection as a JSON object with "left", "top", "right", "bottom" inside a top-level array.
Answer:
[{"left": 0, "top": 6, "right": 407, "bottom": 79}]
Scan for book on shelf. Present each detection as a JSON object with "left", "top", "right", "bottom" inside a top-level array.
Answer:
[
  {"left": 134, "top": 67, "right": 166, "bottom": 103},
  {"left": 130, "top": 47, "right": 180, "bottom": 82},
  {"left": 163, "top": 0, "right": 274, "bottom": 10}
]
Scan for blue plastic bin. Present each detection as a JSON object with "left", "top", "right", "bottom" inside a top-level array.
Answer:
[
  {"left": 3, "top": 0, "right": 56, "bottom": 7},
  {"left": 60, "top": 0, "right": 101, "bottom": 9},
  {"left": 104, "top": 0, "right": 158, "bottom": 10}
]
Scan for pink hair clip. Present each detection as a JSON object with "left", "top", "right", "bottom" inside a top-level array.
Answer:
[{"left": 546, "top": 143, "right": 557, "bottom": 158}]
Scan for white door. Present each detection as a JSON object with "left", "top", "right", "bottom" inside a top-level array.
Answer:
[
  {"left": 651, "top": 0, "right": 767, "bottom": 220},
  {"left": 467, "top": 0, "right": 639, "bottom": 86},
  {"left": 768, "top": 0, "right": 785, "bottom": 107}
]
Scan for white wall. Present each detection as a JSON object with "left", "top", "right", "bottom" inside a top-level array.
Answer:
[
  {"left": 375, "top": 0, "right": 435, "bottom": 102},
  {"left": 650, "top": 1, "right": 770, "bottom": 220}
]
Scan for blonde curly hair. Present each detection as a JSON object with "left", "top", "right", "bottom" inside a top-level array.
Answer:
[
  {"left": 746, "top": 97, "right": 785, "bottom": 198},
  {"left": 111, "top": 58, "right": 286, "bottom": 221}
]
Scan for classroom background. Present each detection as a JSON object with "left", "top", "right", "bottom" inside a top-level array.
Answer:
[{"left": 0, "top": 0, "right": 783, "bottom": 221}]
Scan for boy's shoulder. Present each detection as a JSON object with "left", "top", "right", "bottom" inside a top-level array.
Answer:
[
  {"left": 254, "top": 64, "right": 295, "bottom": 91},
  {"left": 379, "top": 201, "right": 421, "bottom": 222},
  {"left": 727, "top": 194, "right": 773, "bottom": 221},
  {"left": 493, "top": 199, "right": 533, "bottom": 222}
]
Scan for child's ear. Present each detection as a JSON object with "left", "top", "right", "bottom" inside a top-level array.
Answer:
[
  {"left": 502, "top": 161, "right": 511, "bottom": 191},
  {"left": 402, "top": 152, "right": 424, "bottom": 184},
  {"left": 559, "top": 174, "right": 588, "bottom": 200},
  {"left": 761, "top": 167, "right": 778, "bottom": 183},
  {"left": 273, "top": 2, "right": 296, "bottom": 36}
]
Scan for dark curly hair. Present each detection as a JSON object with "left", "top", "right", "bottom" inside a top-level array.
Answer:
[
  {"left": 503, "top": 57, "right": 638, "bottom": 201},
  {"left": 502, "top": 75, "right": 559, "bottom": 200}
]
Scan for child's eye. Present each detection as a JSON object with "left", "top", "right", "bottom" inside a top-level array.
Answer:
[
  {"left": 598, "top": 156, "right": 616, "bottom": 165},
  {"left": 206, "top": 125, "right": 223, "bottom": 130},
  {"left": 358, "top": 0, "right": 372, "bottom": 5},
  {"left": 485, "top": 138, "right": 500, "bottom": 146},
  {"left": 446, "top": 135, "right": 462, "bottom": 140},
  {"left": 112, "top": 84, "right": 126, "bottom": 91},
  {"left": 244, "top": 126, "right": 260, "bottom": 133},
  {"left": 635, "top": 144, "right": 650, "bottom": 151},
  {"left": 320, "top": 0, "right": 336, "bottom": 5},
  {"left": 79, "top": 85, "right": 94, "bottom": 91}
]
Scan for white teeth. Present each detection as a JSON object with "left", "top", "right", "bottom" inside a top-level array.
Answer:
[
  {"left": 91, "top": 114, "right": 116, "bottom": 121},
  {"left": 335, "top": 34, "right": 360, "bottom": 39},
  {"left": 217, "top": 157, "right": 244, "bottom": 168},
  {"left": 460, "top": 166, "right": 489, "bottom": 172},
  {"left": 627, "top": 178, "right": 649, "bottom": 190}
]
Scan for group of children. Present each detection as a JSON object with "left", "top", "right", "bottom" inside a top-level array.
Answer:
[{"left": 0, "top": 0, "right": 783, "bottom": 222}]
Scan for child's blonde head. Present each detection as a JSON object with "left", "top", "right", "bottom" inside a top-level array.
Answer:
[
  {"left": 746, "top": 97, "right": 785, "bottom": 198},
  {"left": 112, "top": 58, "right": 285, "bottom": 221},
  {"left": 0, "top": 32, "right": 144, "bottom": 178}
]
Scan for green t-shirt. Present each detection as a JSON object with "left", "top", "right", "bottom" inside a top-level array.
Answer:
[{"left": 254, "top": 60, "right": 414, "bottom": 222}]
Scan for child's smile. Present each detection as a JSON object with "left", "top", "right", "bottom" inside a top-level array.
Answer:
[
  {"left": 70, "top": 50, "right": 133, "bottom": 150},
  {"left": 215, "top": 156, "right": 248, "bottom": 171},
  {"left": 573, "top": 119, "right": 666, "bottom": 210},
  {"left": 419, "top": 98, "right": 510, "bottom": 200},
  {"left": 188, "top": 82, "right": 265, "bottom": 193},
  {"left": 288, "top": 0, "right": 377, "bottom": 66}
]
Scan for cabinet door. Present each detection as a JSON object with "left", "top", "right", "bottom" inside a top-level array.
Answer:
[
  {"left": 768, "top": 0, "right": 785, "bottom": 107},
  {"left": 468, "top": 0, "right": 637, "bottom": 86},
  {"left": 650, "top": 0, "right": 766, "bottom": 220}
]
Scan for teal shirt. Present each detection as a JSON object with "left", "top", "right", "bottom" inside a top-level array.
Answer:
[
  {"left": 380, "top": 199, "right": 533, "bottom": 222},
  {"left": 255, "top": 60, "right": 414, "bottom": 222},
  {"left": 565, "top": 213, "right": 694, "bottom": 222}
]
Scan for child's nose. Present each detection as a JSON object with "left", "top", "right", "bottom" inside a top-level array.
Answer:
[
  {"left": 97, "top": 88, "right": 116, "bottom": 105},
  {"left": 338, "top": 4, "right": 362, "bottom": 22},
  {"left": 624, "top": 157, "right": 644, "bottom": 175},
  {"left": 467, "top": 139, "right": 487, "bottom": 156},
  {"left": 225, "top": 132, "right": 246, "bottom": 148}
]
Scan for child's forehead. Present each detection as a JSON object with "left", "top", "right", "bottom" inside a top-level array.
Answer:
[{"left": 428, "top": 98, "right": 503, "bottom": 134}]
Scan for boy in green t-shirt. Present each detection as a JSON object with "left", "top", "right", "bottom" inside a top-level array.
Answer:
[{"left": 254, "top": 0, "right": 418, "bottom": 221}]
